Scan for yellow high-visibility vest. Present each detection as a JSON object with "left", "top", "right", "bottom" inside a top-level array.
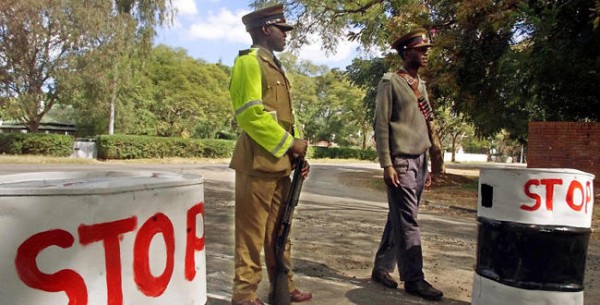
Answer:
[{"left": 230, "top": 48, "right": 295, "bottom": 158}]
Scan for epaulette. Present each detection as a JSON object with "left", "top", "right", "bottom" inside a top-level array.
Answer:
[
  {"left": 259, "top": 55, "right": 270, "bottom": 62},
  {"left": 239, "top": 49, "right": 251, "bottom": 56},
  {"left": 382, "top": 72, "right": 395, "bottom": 80}
]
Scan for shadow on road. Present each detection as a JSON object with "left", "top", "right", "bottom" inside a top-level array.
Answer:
[
  {"left": 292, "top": 257, "right": 471, "bottom": 305},
  {"left": 206, "top": 297, "right": 230, "bottom": 305}
]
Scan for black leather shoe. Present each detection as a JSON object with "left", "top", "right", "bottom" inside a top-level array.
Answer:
[
  {"left": 404, "top": 279, "right": 443, "bottom": 301},
  {"left": 371, "top": 269, "right": 398, "bottom": 289}
]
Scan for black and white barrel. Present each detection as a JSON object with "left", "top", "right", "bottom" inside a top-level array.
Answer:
[{"left": 472, "top": 168, "right": 595, "bottom": 305}]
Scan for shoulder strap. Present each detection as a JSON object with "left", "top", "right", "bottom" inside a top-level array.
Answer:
[
  {"left": 396, "top": 70, "right": 418, "bottom": 87},
  {"left": 396, "top": 70, "right": 433, "bottom": 121}
]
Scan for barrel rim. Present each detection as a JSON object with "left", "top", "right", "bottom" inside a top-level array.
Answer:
[{"left": 0, "top": 171, "right": 204, "bottom": 196}]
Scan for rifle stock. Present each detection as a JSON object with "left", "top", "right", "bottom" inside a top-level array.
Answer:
[{"left": 271, "top": 158, "right": 305, "bottom": 305}]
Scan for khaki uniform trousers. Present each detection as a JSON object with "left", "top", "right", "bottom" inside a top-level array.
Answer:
[{"left": 232, "top": 172, "right": 296, "bottom": 301}]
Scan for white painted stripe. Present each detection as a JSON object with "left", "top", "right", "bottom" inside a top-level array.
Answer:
[
  {"left": 477, "top": 168, "right": 595, "bottom": 228},
  {"left": 206, "top": 292, "right": 230, "bottom": 301},
  {"left": 472, "top": 274, "right": 583, "bottom": 305}
]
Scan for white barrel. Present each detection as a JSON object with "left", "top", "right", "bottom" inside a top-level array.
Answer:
[
  {"left": 472, "top": 168, "right": 595, "bottom": 305},
  {"left": 0, "top": 171, "right": 206, "bottom": 305}
]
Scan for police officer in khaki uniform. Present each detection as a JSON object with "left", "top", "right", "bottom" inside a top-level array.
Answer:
[{"left": 229, "top": 4, "right": 311, "bottom": 305}]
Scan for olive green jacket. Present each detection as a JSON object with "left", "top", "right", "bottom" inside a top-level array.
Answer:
[{"left": 373, "top": 71, "right": 432, "bottom": 168}]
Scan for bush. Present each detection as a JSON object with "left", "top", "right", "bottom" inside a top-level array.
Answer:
[
  {"left": 96, "top": 135, "right": 235, "bottom": 160},
  {"left": 309, "top": 146, "right": 377, "bottom": 161},
  {"left": 0, "top": 133, "right": 377, "bottom": 161},
  {"left": 0, "top": 133, "right": 74, "bottom": 156},
  {"left": 200, "top": 139, "right": 236, "bottom": 158}
]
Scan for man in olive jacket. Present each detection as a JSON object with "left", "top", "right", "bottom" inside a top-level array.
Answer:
[
  {"left": 228, "top": 4, "right": 311, "bottom": 305},
  {"left": 371, "top": 28, "right": 443, "bottom": 301}
]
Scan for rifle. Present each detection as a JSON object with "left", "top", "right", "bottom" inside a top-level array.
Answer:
[{"left": 270, "top": 158, "right": 305, "bottom": 305}]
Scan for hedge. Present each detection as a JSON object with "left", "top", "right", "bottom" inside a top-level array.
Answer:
[
  {"left": 0, "top": 133, "right": 74, "bottom": 157},
  {"left": 95, "top": 135, "right": 235, "bottom": 160},
  {"left": 0, "top": 133, "right": 377, "bottom": 161},
  {"left": 309, "top": 146, "right": 377, "bottom": 161}
]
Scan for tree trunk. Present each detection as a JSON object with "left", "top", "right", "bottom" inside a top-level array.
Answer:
[
  {"left": 108, "top": 71, "right": 118, "bottom": 135},
  {"left": 26, "top": 119, "right": 41, "bottom": 132},
  {"left": 428, "top": 121, "right": 445, "bottom": 175},
  {"left": 109, "top": 99, "right": 115, "bottom": 135},
  {"left": 361, "top": 122, "right": 368, "bottom": 149},
  {"left": 451, "top": 132, "right": 459, "bottom": 162}
]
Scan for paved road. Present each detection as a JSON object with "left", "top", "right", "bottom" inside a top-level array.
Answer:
[{"left": 0, "top": 161, "right": 597, "bottom": 305}]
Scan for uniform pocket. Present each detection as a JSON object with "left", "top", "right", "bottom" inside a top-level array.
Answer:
[
  {"left": 252, "top": 140, "right": 291, "bottom": 174},
  {"left": 393, "top": 156, "right": 417, "bottom": 188},
  {"left": 393, "top": 157, "right": 409, "bottom": 174}
]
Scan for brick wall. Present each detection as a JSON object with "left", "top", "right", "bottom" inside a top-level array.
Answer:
[{"left": 527, "top": 122, "right": 600, "bottom": 180}]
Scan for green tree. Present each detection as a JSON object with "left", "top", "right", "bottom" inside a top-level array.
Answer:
[
  {"left": 279, "top": 54, "right": 367, "bottom": 146},
  {"left": 346, "top": 57, "right": 388, "bottom": 126},
  {"left": 345, "top": 57, "right": 390, "bottom": 149},
  {"left": 0, "top": 0, "right": 101, "bottom": 131},
  {"left": 145, "top": 45, "right": 232, "bottom": 138},
  {"left": 0, "top": 0, "right": 173, "bottom": 133},
  {"left": 282, "top": 54, "right": 320, "bottom": 138},
  {"left": 71, "top": 0, "right": 173, "bottom": 135},
  {"left": 522, "top": 0, "right": 600, "bottom": 122},
  {"left": 426, "top": 0, "right": 599, "bottom": 139},
  {"left": 303, "top": 69, "right": 366, "bottom": 146},
  {"left": 436, "top": 106, "right": 472, "bottom": 163},
  {"left": 254, "top": 0, "right": 599, "bottom": 168},
  {"left": 251, "top": 0, "right": 448, "bottom": 172}
]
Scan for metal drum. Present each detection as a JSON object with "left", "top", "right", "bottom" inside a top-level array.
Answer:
[
  {"left": 0, "top": 171, "right": 206, "bottom": 305},
  {"left": 473, "top": 168, "right": 594, "bottom": 305}
]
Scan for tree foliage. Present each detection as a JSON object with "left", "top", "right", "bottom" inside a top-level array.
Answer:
[
  {"left": 66, "top": 45, "right": 233, "bottom": 138},
  {"left": 146, "top": 46, "right": 232, "bottom": 138},
  {"left": 0, "top": 0, "right": 173, "bottom": 132},
  {"left": 346, "top": 57, "right": 388, "bottom": 123},
  {"left": 281, "top": 53, "right": 368, "bottom": 147},
  {"left": 253, "top": 0, "right": 600, "bottom": 143},
  {"left": 0, "top": 0, "right": 99, "bottom": 130}
]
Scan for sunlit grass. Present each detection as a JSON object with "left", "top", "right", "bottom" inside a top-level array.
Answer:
[{"left": 0, "top": 155, "right": 102, "bottom": 164}]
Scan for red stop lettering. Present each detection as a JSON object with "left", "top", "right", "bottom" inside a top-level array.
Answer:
[
  {"left": 185, "top": 202, "right": 205, "bottom": 281},
  {"left": 15, "top": 229, "right": 88, "bottom": 305},
  {"left": 78, "top": 217, "right": 137, "bottom": 305},
  {"left": 521, "top": 178, "right": 563, "bottom": 211},
  {"left": 522, "top": 179, "right": 542, "bottom": 211},
  {"left": 134, "top": 213, "right": 175, "bottom": 297},
  {"left": 540, "top": 178, "right": 563, "bottom": 210},
  {"left": 566, "top": 180, "right": 585, "bottom": 212},
  {"left": 586, "top": 181, "right": 593, "bottom": 214}
]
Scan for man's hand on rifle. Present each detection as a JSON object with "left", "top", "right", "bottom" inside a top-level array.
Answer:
[
  {"left": 299, "top": 160, "right": 310, "bottom": 178},
  {"left": 291, "top": 157, "right": 310, "bottom": 179}
]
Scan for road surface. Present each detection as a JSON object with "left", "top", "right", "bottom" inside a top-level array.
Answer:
[{"left": 0, "top": 161, "right": 597, "bottom": 305}]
